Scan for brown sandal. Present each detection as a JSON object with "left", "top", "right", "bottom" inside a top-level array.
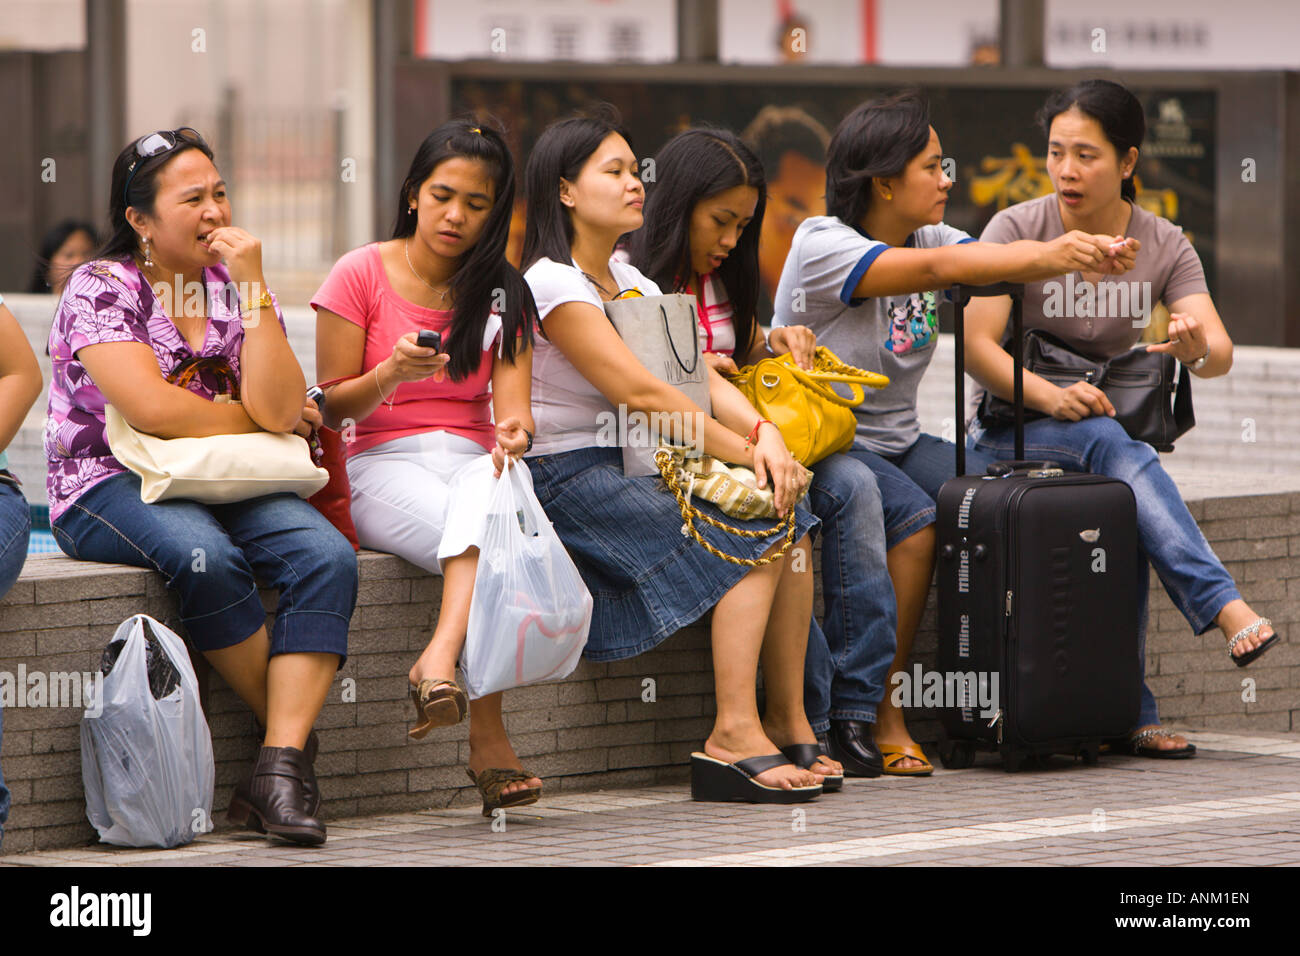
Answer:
[
  {"left": 466, "top": 767, "right": 542, "bottom": 817},
  {"left": 408, "top": 678, "right": 467, "bottom": 739}
]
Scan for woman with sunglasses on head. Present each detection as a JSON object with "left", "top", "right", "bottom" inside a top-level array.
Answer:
[
  {"left": 47, "top": 128, "right": 357, "bottom": 845},
  {"left": 521, "top": 109, "right": 839, "bottom": 802},
  {"left": 771, "top": 91, "right": 1138, "bottom": 773},
  {"left": 963, "top": 80, "right": 1279, "bottom": 758},
  {"left": 628, "top": 126, "right": 900, "bottom": 780},
  {"left": 313, "top": 119, "right": 541, "bottom": 816}
]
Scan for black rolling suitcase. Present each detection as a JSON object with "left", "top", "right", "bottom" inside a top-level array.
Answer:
[{"left": 934, "top": 283, "right": 1141, "bottom": 772}]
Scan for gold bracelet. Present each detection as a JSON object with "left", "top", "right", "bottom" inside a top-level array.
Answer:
[
  {"left": 240, "top": 289, "right": 274, "bottom": 314},
  {"left": 374, "top": 364, "right": 395, "bottom": 408}
]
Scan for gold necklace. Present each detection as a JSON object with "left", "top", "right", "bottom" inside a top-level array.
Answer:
[{"left": 404, "top": 239, "right": 450, "bottom": 303}]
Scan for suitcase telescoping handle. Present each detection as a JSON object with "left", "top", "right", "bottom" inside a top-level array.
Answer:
[{"left": 951, "top": 282, "right": 1026, "bottom": 476}]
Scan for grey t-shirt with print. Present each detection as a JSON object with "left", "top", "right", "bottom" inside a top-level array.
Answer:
[{"left": 772, "top": 214, "right": 973, "bottom": 456}]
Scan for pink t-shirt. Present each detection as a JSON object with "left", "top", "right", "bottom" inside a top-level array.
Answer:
[{"left": 311, "top": 243, "right": 501, "bottom": 457}]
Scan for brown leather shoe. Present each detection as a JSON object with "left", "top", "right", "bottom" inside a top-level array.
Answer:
[
  {"left": 252, "top": 727, "right": 321, "bottom": 818},
  {"left": 228, "top": 746, "right": 326, "bottom": 846}
]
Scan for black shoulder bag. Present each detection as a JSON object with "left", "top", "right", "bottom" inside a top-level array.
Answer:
[{"left": 977, "top": 329, "right": 1195, "bottom": 452}]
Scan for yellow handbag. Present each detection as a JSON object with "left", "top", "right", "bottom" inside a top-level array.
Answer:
[{"left": 728, "top": 346, "right": 890, "bottom": 465}]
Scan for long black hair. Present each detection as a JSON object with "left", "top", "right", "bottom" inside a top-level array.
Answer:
[
  {"left": 27, "top": 219, "right": 99, "bottom": 292},
  {"left": 393, "top": 117, "right": 536, "bottom": 380},
  {"left": 825, "top": 90, "right": 931, "bottom": 227},
  {"left": 520, "top": 105, "right": 631, "bottom": 272},
  {"left": 92, "top": 128, "right": 215, "bottom": 265},
  {"left": 1037, "top": 79, "right": 1144, "bottom": 202},
  {"left": 628, "top": 128, "right": 766, "bottom": 357}
]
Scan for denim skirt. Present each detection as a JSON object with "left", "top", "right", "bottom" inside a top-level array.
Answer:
[{"left": 526, "top": 446, "right": 819, "bottom": 661}]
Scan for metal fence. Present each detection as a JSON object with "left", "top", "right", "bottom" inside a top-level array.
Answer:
[{"left": 189, "top": 96, "right": 347, "bottom": 303}]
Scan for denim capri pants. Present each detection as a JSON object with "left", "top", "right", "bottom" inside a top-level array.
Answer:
[
  {"left": 526, "top": 445, "right": 819, "bottom": 662},
  {"left": 53, "top": 472, "right": 357, "bottom": 662}
]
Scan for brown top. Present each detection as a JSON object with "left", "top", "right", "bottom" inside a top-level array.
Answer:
[{"left": 978, "top": 193, "right": 1207, "bottom": 360}]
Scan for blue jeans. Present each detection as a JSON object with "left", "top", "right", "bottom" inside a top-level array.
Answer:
[
  {"left": 53, "top": 473, "right": 357, "bottom": 660},
  {"left": 845, "top": 433, "right": 997, "bottom": 549},
  {"left": 0, "top": 481, "right": 31, "bottom": 841},
  {"left": 803, "top": 453, "right": 897, "bottom": 731},
  {"left": 972, "top": 415, "right": 1242, "bottom": 730}
]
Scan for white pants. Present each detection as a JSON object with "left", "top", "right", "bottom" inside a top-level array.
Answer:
[{"left": 346, "top": 431, "right": 526, "bottom": 574}]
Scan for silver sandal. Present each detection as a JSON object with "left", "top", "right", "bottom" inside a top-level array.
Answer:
[{"left": 1228, "top": 617, "right": 1280, "bottom": 668}]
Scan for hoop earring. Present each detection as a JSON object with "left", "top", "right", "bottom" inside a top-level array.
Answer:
[{"left": 142, "top": 238, "right": 153, "bottom": 269}]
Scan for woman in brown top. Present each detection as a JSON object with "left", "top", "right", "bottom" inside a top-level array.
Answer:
[{"left": 964, "top": 79, "right": 1280, "bottom": 759}]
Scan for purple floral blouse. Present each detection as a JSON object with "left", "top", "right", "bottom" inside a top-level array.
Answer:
[{"left": 45, "top": 257, "right": 285, "bottom": 521}]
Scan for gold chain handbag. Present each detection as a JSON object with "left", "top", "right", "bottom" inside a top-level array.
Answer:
[
  {"left": 728, "top": 346, "right": 890, "bottom": 465},
  {"left": 652, "top": 444, "right": 811, "bottom": 567}
]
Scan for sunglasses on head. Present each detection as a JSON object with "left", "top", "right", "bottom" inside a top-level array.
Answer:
[{"left": 122, "top": 127, "right": 207, "bottom": 205}]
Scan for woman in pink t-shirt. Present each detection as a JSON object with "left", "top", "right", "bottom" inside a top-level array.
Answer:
[{"left": 313, "top": 119, "right": 541, "bottom": 814}]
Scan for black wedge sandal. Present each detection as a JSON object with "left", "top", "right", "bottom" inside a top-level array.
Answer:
[
  {"left": 780, "top": 743, "right": 843, "bottom": 792},
  {"left": 690, "top": 752, "right": 823, "bottom": 804}
]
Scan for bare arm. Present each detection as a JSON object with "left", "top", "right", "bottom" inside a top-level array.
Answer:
[
  {"left": 0, "top": 303, "right": 44, "bottom": 455},
  {"left": 314, "top": 308, "right": 447, "bottom": 431},
  {"left": 208, "top": 226, "right": 305, "bottom": 432},
  {"left": 78, "top": 341, "right": 263, "bottom": 438},
  {"left": 1147, "top": 292, "right": 1232, "bottom": 378},
  {"left": 854, "top": 233, "right": 1139, "bottom": 301},
  {"left": 490, "top": 344, "right": 534, "bottom": 474}
]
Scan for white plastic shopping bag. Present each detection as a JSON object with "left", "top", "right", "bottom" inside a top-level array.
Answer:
[
  {"left": 462, "top": 457, "right": 593, "bottom": 699},
  {"left": 80, "top": 614, "right": 215, "bottom": 848}
]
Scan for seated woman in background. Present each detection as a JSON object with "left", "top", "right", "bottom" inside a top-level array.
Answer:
[
  {"left": 522, "top": 110, "right": 838, "bottom": 803},
  {"left": 0, "top": 291, "right": 44, "bottom": 848},
  {"left": 770, "top": 90, "right": 1138, "bottom": 773},
  {"left": 964, "top": 79, "right": 1279, "bottom": 758},
  {"left": 47, "top": 128, "right": 356, "bottom": 845},
  {"left": 313, "top": 119, "right": 541, "bottom": 817},
  {"left": 27, "top": 219, "right": 99, "bottom": 296},
  {"left": 628, "top": 126, "right": 899, "bottom": 780}
]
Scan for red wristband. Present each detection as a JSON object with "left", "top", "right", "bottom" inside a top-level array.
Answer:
[{"left": 746, "top": 419, "right": 773, "bottom": 447}]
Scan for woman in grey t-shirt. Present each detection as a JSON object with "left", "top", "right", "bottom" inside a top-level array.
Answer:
[
  {"left": 771, "top": 91, "right": 1138, "bottom": 774},
  {"left": 965, "top": 80, "right": 1280, "bottom": 759}
]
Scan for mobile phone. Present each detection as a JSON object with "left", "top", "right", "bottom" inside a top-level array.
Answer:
[
  {"left": 416, "top": 329, "right": 442, "bottom": 351},
  {"left": 306, "top": 385, "right": 325, "bottom": 407}
]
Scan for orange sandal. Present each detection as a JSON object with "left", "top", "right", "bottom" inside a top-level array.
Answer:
[{"left": 879, "top": 743, "right": 935, "bottom": 776}]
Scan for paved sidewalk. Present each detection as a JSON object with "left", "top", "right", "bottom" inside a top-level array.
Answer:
[{"left": 4, "top": 729, "right": 1298, "bottom": 867}]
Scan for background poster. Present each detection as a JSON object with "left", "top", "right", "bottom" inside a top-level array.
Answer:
[{"left": 450, "top": 78, "right": 1215, "bottom": 323}]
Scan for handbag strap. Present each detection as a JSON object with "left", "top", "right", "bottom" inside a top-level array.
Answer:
[
  {"left": 652, "top": 447, "right": 796, "bottom": 567},
  {"left": 661, "top": 303, "right": 699, "bottom": 375},
  {"left": 1174, "top": 360, "right": 1195, "bottom": 433},
  {"left": 736, "top": 349, "right": 889, "bottom": 409},
  {"left": 168, "top": 355, "right": 240, "bottom": 400},
  {"left": 314, "top": 375, "right": 355, "bottom": 389}
]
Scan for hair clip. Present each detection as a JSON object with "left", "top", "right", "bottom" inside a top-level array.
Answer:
[{"left": 470, "top": 126, "right": 482, "bottom": 134}]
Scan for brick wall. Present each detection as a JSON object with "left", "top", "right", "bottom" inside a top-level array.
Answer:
[{"left": 2, "top": 477, "right": 1295, "bottom": 854}]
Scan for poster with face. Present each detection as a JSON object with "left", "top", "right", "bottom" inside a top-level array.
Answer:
[{"left": 447, "top": 77, "right": 1214, "bottom": 322}]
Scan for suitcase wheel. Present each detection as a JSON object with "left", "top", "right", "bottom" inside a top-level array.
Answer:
[
  {"left": 1080, "top": 746, "right": 1100, "bottom": 766},
  {"left": 939, "top": 740, "right": 977, "bottom": 770},
  {"left": 1000, "top": 749, "right": 1025, "bottom": 773}
]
